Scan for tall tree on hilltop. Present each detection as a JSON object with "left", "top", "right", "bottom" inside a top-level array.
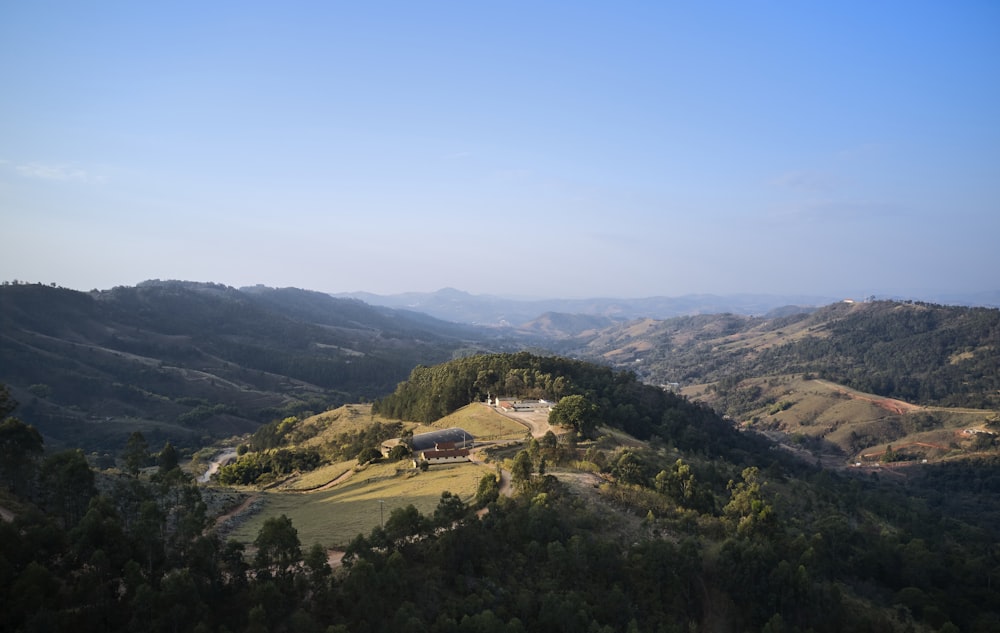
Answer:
[{"left": 0, "top": 387, "right": 43, "bottom": 496}]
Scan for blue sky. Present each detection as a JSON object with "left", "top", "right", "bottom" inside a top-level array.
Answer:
[{"left": 2, "top": 2, "right": 998, "bottom": 299}]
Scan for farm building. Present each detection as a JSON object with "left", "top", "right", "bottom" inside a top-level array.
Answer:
[
  {"left": 381, "top": 427, "right": 476, "bottom": 458},
  {"left": 493, "top": 398, "right": 552, "bottom": 412},
  {"left": 410, "top": 427, "right": 475, "bottom": 452},
  {"left": 408, "top": 428, "right": 475, "bottom": 467},
  {"left": 415, "top": 447, "right": 471, "bottom": 467}
]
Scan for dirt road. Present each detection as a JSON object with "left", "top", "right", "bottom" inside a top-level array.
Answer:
[
  {"left": 495, "top": 408, "right": 555, "bottom": 438},
  {"left": 811, "top": 379, "right": 922, "bottom": 415}
]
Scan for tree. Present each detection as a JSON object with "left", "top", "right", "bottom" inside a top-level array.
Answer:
[
  {"left": 0, "top": 414, "right": 44, "bottom": 496},
  {"left": 724, "top": 467, "right": 775, "bottom": 538},
  {"left": 253, "top": 514, "right": 301, "bottom": 578},
  {"left": 540, "top": 430, "right": 558, "bottom": 450},
  {"left": 158, "top": 441, "right": 179, "bottom": 474},
  {"left": 549, "top": 394, "right": 599, "bottom": 438},
  {"left": 123, "top": 431, "right": 150, "bottom": 477},
  {"left": 433, "top": 491, "right": 467, "bottom": 526},
  {"left": 612, "top": 450, "right": 646, "bottom": 486},
  {"left": 881, "top": 444, "right": 897, "bottom": 463},
  {"left": 510, "top": 450, "right": 534, "bottom": 491},
  {"left": 384, "top": 504, "right": 427, "bottom": 545},
  {"left": 388, "top": 443, "right": 412, "bottom": 461},
  {"left": 476, "top": 472, "right": 500, "bottom": 506},
  {"left": 39, "top": 449, "right": 95, "bottom": 527},
  {"left": 303, "top": 542, "right": 332, "bottom": 585},
  {"left": 357, "top": 446, "right": 382, "bottom": 465}
]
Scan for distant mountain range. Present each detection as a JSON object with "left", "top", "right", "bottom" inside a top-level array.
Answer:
[
  {"left": 334, "top": 288, "right": 844, "bottom": 326},
  {"left": 4, "top": 279, "right": 998, "bottom": 456}
]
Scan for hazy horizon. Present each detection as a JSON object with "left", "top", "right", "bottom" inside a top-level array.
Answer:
[{"left": 3, "top": 3, "right": 998, "bottom": 300}]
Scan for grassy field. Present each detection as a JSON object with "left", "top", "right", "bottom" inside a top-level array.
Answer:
[
  {"left": 221, "top": 402, "right": 525, "bottom": 548},
  {"left": 227, "top": 459, "right": 491, "bottom": 548},
  {"left": 430, "top": 403, "right": 528, "bottom": 440}
]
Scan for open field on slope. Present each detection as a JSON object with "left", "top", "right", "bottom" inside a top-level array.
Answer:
[
  {"left": 429, "top": 403, "right": 528, "bottom": 439},
  {"left": 218, "top": 402, "right": 527, "bottom": 548},
  {"left": 685, "top": 375, "right": 998, "bottom": 466},
  {"left": 226, "top": 459, "right": 492, "bottom": 548}
]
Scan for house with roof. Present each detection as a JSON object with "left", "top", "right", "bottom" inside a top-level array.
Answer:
[{"left": 382, "top": 427, "right": 476, "bottom": 466}]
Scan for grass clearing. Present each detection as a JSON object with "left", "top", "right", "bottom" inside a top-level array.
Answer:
[
  {"left": 432, "top": 403, "right": 527, "bottom": 440},
  {"left": 276, "top": 460, "right": 358, "bottom": 491},
  {"left": 227, "top": 459, "right": 490, "bottom": 548}
]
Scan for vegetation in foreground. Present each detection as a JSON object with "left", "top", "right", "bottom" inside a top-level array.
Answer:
[{"left": 3, "top": 348, "right": 1000, "bottom": 632}]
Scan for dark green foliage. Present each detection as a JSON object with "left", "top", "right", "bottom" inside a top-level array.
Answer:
[
  {"left": 0, "top": 281, "right": 485, "bottom": 452},
  {"left": 157, "top": 441, "right": 179, "bottom": 473},
  {"left": 1, "top": 435, "right": 998, "bottom": 632},
  {"left": 388, "top": 443, "right": 412, "bottom": 461},
  {"left": 323, "top": 420, "right": 404, "bottom": 463},
  {"left": 548, "top": 394, "right": 598, "bottom": 438},
  {"left": 475, "top": 472, "right": 501, "bottom": 507},
  {"left": 122, "top": 431, "right": 150, "bottom": 477},
  {"left": 355, "top": 446, "right": 382, "bottom": 465},
  {"left": 253, "top": 514, "right": 301, "bottom": 579},
  {"left": 0, "top": 414, "right": 43, "bottom": 495}
]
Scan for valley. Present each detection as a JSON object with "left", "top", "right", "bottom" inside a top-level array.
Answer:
[{"left": 2, "top": 283, "right": 1000, "bottom": 632}]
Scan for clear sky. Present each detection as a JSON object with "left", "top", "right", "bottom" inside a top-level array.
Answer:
[{"left": 2, "top": 2, "right": 998, "bottom": 299}]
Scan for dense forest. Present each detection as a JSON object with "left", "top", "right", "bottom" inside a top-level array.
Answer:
[{"left": 3, "top": 373, "right": 1000, "bottom": 632}]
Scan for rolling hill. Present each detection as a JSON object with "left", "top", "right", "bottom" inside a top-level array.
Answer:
[
  {"left": 0, "top": 281, "right": 520, "bottom": 452},
  {"left": 553, "top": 299, "right": 1000, "bottom": 462}
]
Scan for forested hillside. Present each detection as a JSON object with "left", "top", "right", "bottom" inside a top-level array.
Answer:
[
  {"left": 3, "top": 352, "right": 1000, "bottom": 632},
  {"left": 562, "top": 300, "right": 1000, "bottom": 409},
  {"left": 0, "top": 281, "right": 501, "bottom": 452},
  {"left": 373, "top": 352, "right": 772, "bottom": 463}
]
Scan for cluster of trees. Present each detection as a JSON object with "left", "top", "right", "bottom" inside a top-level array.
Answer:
[
  {"left": 374, "top": 352, "right": 767, "bottom": 462},
  {"left": 213, "top": 416, "right": 406, "bottom": 485},
  {"left": 215, "top": 448, "right": 322, "bottom": 486}
]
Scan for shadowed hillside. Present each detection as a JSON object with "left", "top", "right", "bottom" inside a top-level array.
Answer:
[{"left": 0, "top": 281, "right": 506, "bottom": 451}]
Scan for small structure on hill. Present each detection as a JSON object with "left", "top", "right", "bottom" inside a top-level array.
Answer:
[
  {"left": 411, "top": 427, "right": 474, "bottom": 450},
  {"left": 382, "top": 427, "right": 476, "bottom": 467},
  {"left": 414, "top": 446, "right": 471, "bottom": 467},
  {"left": 411, "top": 428, "right": 474, "bottom": 467},
  {"left": 492, "top": 397, "right": 553, "bottom": 412}
]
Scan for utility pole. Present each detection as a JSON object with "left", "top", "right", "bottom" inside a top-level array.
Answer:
[{"left": 378, "top": 499, "right": 384, "bottom": 528}]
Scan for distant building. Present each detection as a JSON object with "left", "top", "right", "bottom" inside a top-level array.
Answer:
[
  {"left": 492, "top": 398, "right": 552, "bottom": 412},
  {"left": 414, "top": 447, "right": 471, "bottom": 467},
  {"left": 410, "top": 428, "right": 475, "bottom": 452},
  {"left": 383, "top": 427, "right": 476, "bottom": 458}
]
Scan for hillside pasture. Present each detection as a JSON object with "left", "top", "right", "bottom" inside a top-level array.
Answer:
[
  {"left": 430, "top": 403, "right": 528, "bottom": 440},
  {"left": 227, "top": 459, "right": 489, "bottom": 548},
  {"left": 692, "top": 374, "right": 997, "bottom": 466}
]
